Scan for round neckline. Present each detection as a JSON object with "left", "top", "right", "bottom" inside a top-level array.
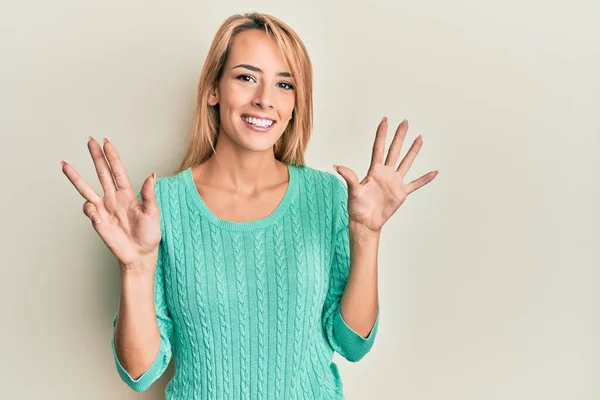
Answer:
[{"left": 182, "top": 163, "right": 299, "bottom": 231}]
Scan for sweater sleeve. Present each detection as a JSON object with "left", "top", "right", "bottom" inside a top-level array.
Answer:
[
  {"left": 321, "top": 175, "right": 380, "bottom": 362},
  {"left": 110, "top": 184, "right": 174, "bottom": 392}
]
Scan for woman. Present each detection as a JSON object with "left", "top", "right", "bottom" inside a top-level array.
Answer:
[{"left": 61, "top": 12, "right": 438, "bottom": 399}]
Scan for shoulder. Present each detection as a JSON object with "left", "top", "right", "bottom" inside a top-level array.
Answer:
[
  {"left": 291, "top": 164, "right": 345, "bottom": 194},
  {"left": 291, "top": 164, "right": 347, "bottom": 223},
  {"left": 138, "top": 170, "right": 189, "bottom": 216},
  {"left": 293, "top": 165, "right": 349, "bottom": 234},
  {"left": 154, "top": 168, "right": 190, "bottom": 193}
]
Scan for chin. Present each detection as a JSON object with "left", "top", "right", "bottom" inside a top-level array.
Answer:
[
  {"left": 236, "top": 124, "right": 284, "bottom": 150},
  {"left": 244, "top": 138, "right": 281, "bottom": 152},
  {"left": 225, "top": 133, "right": 276, "bottom": 152}
]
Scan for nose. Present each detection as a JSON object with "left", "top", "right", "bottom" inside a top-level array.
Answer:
[{"left": 252, "top": 82, "right": 274, "bottom": 110}]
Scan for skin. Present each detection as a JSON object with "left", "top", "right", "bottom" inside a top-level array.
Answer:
[
  {"left": 195, "top": 28, "right": 296, "bottom": 206},
  {"left": 335, "top": 118, "right": 439, "bottom": 337},
  {"left": 58, "top": 31, "right": 301, "bottom": 378},
  {"left": 60, "top": 26, "right": 439, "bottom": 355},
  {"left": 336, "top": 117, "right": 440, "bottom": 234}
]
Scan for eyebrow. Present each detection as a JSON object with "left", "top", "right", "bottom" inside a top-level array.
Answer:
[{"left": 231, "top": 64, "right": 292, "bottom": 78}]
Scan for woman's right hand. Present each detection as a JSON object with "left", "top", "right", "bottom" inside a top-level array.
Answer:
[{"left": 61, "top": 137, "right": 161, "bottom": 272}]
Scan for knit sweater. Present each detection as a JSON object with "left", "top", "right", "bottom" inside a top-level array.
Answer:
[{"left": 111, "top": 163, "right": 380, "bottom": 399}]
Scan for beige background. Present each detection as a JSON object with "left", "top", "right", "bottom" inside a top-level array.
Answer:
[{"left": 1, "top": 0, "right": 599, "bottom": 399}]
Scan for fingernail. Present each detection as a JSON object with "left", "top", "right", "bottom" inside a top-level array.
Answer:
[
  {"left": 91, "top": 214, "right": 101, "bottom": 224},
  {"left": 382, "top": 116, "right": 387, "bottom": 122},
  {"left": 103, "top": 137, "right": 109, "bottom": 144},
  {"left": 88, "top": 136, "right": 94, "bottom": 142},
  {"left": 61, "top": 161, "right": 66, "bottom": 167},
  {"left": 152, "top": 172, "right": 156, "bottom": 181}
]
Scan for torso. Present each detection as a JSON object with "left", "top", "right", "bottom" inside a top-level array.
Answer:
[{"left": 190, "top": 161, "right": 290, "bottom": 223}]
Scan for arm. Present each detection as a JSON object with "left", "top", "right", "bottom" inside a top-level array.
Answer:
[
  {"left": 113, "top": 257, "right": 160, "bottom": 380},
  {"left": 111, "top": 190, "right": 174, "bottom": 392},
  {"left": 321, "top": 176, "right": 380, "bottom": 362},
  {"left": 324, "top": 116, "right": 438, "bottom": 360},
  {"left": 340, "top": 221, "right": 380, "bottom": 338}
]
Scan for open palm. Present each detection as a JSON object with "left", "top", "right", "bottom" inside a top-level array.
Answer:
[
  {"left": 61, "top": 137, "right": 161, "bottom": 269},
  {"left": 334, "top": 118, "right": 439, "bottom": 233}
]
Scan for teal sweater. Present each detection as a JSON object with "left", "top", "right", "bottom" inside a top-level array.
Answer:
[{"left": 111, "top": 164, "right": 380, "bottom": 399}]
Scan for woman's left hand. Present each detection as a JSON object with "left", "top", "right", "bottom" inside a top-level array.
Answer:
[{"left": 334, "top": 117, "right": 439, "bottom": 234}]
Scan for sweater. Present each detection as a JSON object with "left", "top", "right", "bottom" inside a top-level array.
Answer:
[{"left": 111, "top": 163, "right": 380, "bottom": 399}]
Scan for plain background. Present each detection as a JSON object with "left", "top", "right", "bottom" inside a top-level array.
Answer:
[{"left": 1, "top": 0, "right": 599, "bottom": 399}]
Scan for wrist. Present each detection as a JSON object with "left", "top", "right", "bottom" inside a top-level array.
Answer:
[
  {"left": 119, "top": 261, "right": 156, "bottom": 299},
  {"left": 119, "top": 250, "right": 158, "bottom": 277},
  {"left": 349, "top": 220, "right": 381, "bottom": 241}
]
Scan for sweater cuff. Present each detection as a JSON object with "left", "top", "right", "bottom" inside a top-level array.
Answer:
[
  {"left": 111, "top": 335, "right": 167, "bottom": 392},
  {"left": 332, "top": 308, "right": 379, "bottom": 361},
  {"left": 111, "top": 313, "right": 168, "bottom": 392}
]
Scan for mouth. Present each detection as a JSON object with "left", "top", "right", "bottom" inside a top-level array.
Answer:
[{"left": 241, "top": 114, "right": 276, "bottom": 132}]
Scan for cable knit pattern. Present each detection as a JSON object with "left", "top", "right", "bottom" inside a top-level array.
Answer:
[
  {"left": 191, "top": 204, "right": 216, "bottom": 398},
  {"left": 111, "top": 164, "right": 380, "bottom": 399},
  {"left": 188, "top": 202, "right": 213, "bottom": 400},
  {"left": 231, "top": 231, "right": 250, "bottom": 399},
  {"left": 272, "top": 221, "right": 287, "bottom": 399},
  {"left": 289, "top": 186, "right": 307, "bottom": 400}
]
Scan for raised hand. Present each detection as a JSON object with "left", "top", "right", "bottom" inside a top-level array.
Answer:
[
  {"left": 333, "top": 117, "right": 439, "bottom": 234},
  {"left": 61, "top": 137, "right": 161, "bottom": 270}
]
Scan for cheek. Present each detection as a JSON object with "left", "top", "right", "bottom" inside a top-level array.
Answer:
[
  {"left": 218, "top": 82, "right": 248, "bottom": 109},
  {"left": 281, "top": 94, "right": 295, "bottom": 116}
]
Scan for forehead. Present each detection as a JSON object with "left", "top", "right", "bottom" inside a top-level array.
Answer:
[{"left": 226, "top": 29, "right": 290, "bottom": 72}]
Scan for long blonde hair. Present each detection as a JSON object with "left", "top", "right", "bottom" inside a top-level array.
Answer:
[{"left": 174, "top": 12, "right": 313, "bottom": 174}]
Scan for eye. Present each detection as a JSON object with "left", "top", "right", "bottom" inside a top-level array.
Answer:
[
  {"left": 278, "top": 82, "right": 294, "bottom": 91},
  {"left": 236, "top": 74, "right": 256, "bottom": 83}
]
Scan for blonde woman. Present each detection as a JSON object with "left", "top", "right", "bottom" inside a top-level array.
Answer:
[{"left": 61, "top": 12, "right": 438, "bottom": 399}]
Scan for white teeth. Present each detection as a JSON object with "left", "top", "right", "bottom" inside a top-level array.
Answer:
[{"left": 243, "top": 116, "right": 274, "bottom": 127}]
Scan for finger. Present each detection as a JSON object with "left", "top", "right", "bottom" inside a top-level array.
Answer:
[
  {"left": 333, "top": 165, "right": 360, "bottom": 195},
  {"left": 369, "top": 117, "right": 388, "bottom": 169},
  {"left": 396, "top": 135, "right": 423, "bottom": 178},
  {"left": 140, "top": 172, "right": 159, "bottom": 216},
  {"left": 83, "top": 201, "right": 102, "bottom": 224},
  {"left": 384, "top": 119, "right": 408, "bottom": 167},
  {"left": 88, "top": 137, "right": 117, "bottom": 195},
  {"left": 61, "top": 161, "right": 102, "bottom": 203},
  {"left": 406, "top": 170, "right": 439, "bottom": 194},
  {"left": 103, "top": 138, "right": 133, "bottom": 190}
]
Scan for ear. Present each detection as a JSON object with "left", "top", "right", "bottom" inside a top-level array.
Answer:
[{"left": 208, "top": 86, "right": 219, "bottom": 106}]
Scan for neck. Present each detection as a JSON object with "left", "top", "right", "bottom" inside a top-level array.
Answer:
[{"left": 200, "top": 133, "right": 285, "bottom": 196}]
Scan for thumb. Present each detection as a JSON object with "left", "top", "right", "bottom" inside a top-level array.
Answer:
[
  {"left": 140, "top": 172, "right": 158, "bottom": 215},
  {"left": 333, "top": 164, "right": 359, "bottom": 192}
]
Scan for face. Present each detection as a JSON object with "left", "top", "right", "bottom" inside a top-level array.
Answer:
[{"left": 208, "top": 29, "right": 296, "bottom": 153}]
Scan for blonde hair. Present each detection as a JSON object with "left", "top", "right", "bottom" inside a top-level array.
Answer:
[{"left": 174, "top": 12, "right": 313, "bottom": 174}]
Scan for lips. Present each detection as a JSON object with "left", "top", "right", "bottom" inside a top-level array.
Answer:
[
  {"left": 241, "top": 113, "right": 276, "bottom": 121},
  {"left": 240, "top": 115, "right": 276, "bottom": 132}
]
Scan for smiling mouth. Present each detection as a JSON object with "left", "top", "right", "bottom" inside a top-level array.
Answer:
[{"left": 241, "top": 115, "right": 276, "bottom": 131}]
